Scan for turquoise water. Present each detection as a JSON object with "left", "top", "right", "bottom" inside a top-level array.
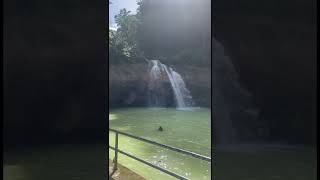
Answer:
[{"left": 109, "top": 107, "right": 211, "bottom": 180}]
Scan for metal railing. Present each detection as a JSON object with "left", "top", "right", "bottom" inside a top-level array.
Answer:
[{"left": 109, "top": 128, "right": 211, "bottom": 180}]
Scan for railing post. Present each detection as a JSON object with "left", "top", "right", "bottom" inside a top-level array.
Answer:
[
  {"left": 109, "top": 129, "right": 211, "bottom": 179},
  {"left": 114, "top": 131, "right": 119, "bottom": 171}
]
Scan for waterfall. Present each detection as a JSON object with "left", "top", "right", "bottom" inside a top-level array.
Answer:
[
  {"left": 148, "top": 60, "right": 194, "bottom": 109},
  {"left": 148, "top": 60, "right": 164, "bottom": 106}
]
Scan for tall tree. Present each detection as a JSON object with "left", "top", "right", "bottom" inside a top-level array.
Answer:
[{"left": 114, "top": 8, "right": 140, "bottom": 59}]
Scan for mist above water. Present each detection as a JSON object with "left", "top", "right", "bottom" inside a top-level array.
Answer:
[{"left": 148, "top": 60, "right": 194, "bottom": 109}]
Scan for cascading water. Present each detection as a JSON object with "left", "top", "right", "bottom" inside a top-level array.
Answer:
[
  {"left": 148, "top": 60, "right": 164, "bottom": 107},
  {"left": 148, "top": 60, "right": 194, "bottom": 109}
]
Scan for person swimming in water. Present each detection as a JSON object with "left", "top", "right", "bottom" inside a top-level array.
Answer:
[{"left": 158, "top": 126, "right": 163, "bottom": 131}]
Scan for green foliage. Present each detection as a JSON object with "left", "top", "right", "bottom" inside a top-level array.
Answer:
[
  {"left": 109, "top": 8, "right": 141, "bottom": 64},
  {"left": 109, "top": 0, "right": 211, "bottom": 66},
  {"left": 109, "top": 29, "right": 127, "bottom": 64}
]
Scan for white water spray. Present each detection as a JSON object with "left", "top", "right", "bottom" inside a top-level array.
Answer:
[{"left": 148, "top": 60, "right": 194, "bottom": 109}]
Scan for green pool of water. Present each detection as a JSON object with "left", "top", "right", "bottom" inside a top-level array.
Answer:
[{"left": 108, "top": 107, "right": 212, "bottom": 180}]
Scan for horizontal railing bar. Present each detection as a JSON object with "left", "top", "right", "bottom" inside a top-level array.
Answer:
[
  {"left": 109, "top": 146, "right": 189, "bottom": 180},
  {"left": 109, "top": 128, "right": 211, "bottom": 162}
]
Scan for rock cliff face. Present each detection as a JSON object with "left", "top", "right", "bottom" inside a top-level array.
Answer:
[{"left": 109, "top": 63, "right": 211, "bottom": 108}]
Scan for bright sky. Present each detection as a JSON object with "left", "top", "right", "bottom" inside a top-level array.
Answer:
[{"left": 109, "top": 0, "right": 138, "bottom": 30}]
